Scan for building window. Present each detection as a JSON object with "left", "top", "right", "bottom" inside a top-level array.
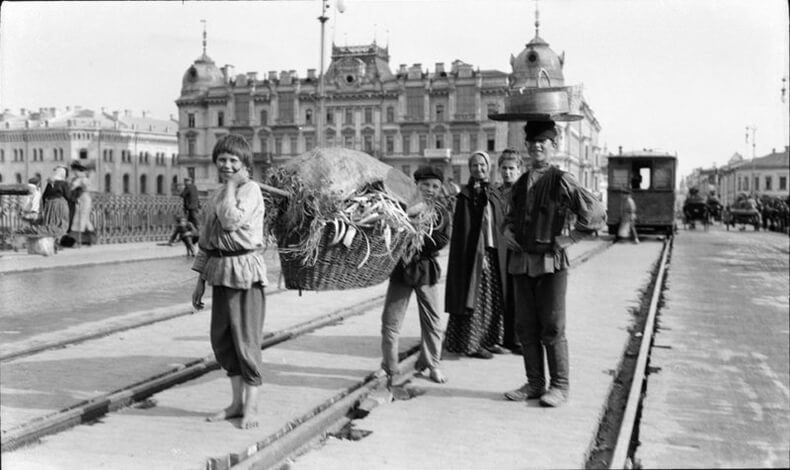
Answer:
[
  {"left": 278, "top": 92, "right": 294, "bottom": 124},
  {"left": 418, "top": 134, "right": 427, "bottom": 154},
  {"left": 105, "top": 173, "right": 111, "bottom": 193},
  {"left": 386, "top": 106, "right": 394, "bottom": 123},
  {"left": 290, "top": 136, "right": 298, "bottom": 155},
  {"left": 344, "top": 108, "right": 353, "bottom": 125},
  {"left": 452, "top": 134, "right": 460, "bottom": 153},
  {"left": 274, "top": 137, "right": 282, "bottom": 155},
  {"left": 0, "top": 149, "right": 3, "bottom": 162},
  {"left": 16, "top": 173, "right": 22, "bottom": 184},
  {"left": 79, "top": 149, "right": 88, "bottom": 160},
  {"left": 305, "top": 109, "right": 313, "bottom": 125},
  {"left": 486, "top": 133, "right": 495, "bottom": 151},
  {"left": 260, "top": 110, "right": 268, "bottom": 125},
  {"left": 123, "top": 174, "right": 130, "bottom": 194},
  {"left": 108, "top": 150, "right": 113, "bottom": 162},
  {"left": 455, "top": 85, "right": 476, "bottom": 115},
  {"left": 305, "top": 135, "right": 314, "bottom": 150},
  {"left": 326, "top": 110, "right": 334, "bottom": 124},
  {"left": 470, "top": 133, "right": 478, "bottom": 151},
  {"left": 156, "top": 175, "right": 164, "bottom": 194},
  {"left": 140, "top": 175, "right": 147, "bottom": 194},
  {"left": 402, "top": 135, "right": 410, "bottom": 154},
  {"left": 779, "top": 176, "right": 787, "bottom": 191},
  {"left": 765, "top": 175, "right": 772, "bottom": 191},
  {"left": 260, "top": 137, "right": 268, "bottom": 154},
  {"left": 187, "top": 138, "right": 195, "bottom": 156},
  {"left": 235, "top": 95, "right": 251, "bottom": 124},
  {"left": 754, "top": 176, "right": 759, "bottom": 192},
  {"left": 436, "top": 134, "right": 444, "bottom": 149},
  {"left": 217, "top": 111, "right": 224, "bottom": 127},
  {"left": 187, "top": 167, "right": 195, "bottom": 182},
  {"left": 188, "top": 113, "right": 195, "bottom": 128},
  {"left": 344, "top": 135, "right": 353, "bottom": 148},
  {"left": 364, "top": 135, "right": 373, "bottom": 153},
  {"left": 406, "top": 88, "right": 424, "bottom": 120},
  {"left": 436, "top": 104, "right": 444, "bottom": 122},
  {"left": 486, "top": 103, "right": 498, "bottom": 117},
  {"left": 386, "top": 135, "right": 394, "bottom": 154},
  {"left": 364, "top": 107, "right": 373, "bottom": 124}
]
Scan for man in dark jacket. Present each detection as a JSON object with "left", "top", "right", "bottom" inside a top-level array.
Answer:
[
  {"left": 381, "top": 165, "right": 452, "bottom": 385},
  {"left": 181, "top": 177, "right": 201, "bottom": 229},
  {"left": 502, "top": 120, "right": 605, "bottom": 407}
]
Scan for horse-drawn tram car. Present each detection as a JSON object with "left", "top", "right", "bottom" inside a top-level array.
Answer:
[{"left": 607, "top": 150, "right": 677, "bottom": 236}]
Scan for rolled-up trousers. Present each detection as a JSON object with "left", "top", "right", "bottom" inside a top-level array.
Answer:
[
  {"left": 380, "top": 279, "right": 443, "bottom": 376},
  {"left": 512, "top": 269, "right": 569, "bottom": 391},
  {"left": 211, "top": 283, "right": 266, "bottom": 386}
]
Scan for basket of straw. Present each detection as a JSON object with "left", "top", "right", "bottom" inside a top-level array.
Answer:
[{"left": 263, "top": 148, "right": 433, "bottom": 291}]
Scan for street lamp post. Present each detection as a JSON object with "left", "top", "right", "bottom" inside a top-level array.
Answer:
[
  {"left": 745, "top": 125, "right": 757, "bottom": 196},
  {"left": 317, "top": 0, "right": 329, "bottom": 148}
]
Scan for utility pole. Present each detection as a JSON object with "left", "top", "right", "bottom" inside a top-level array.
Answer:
[
  {"left": 745, "top": 125, "right": 757, "bottom": 196},
  {"left": 317, "top": 0, "right": 329, "bottom": 148}
]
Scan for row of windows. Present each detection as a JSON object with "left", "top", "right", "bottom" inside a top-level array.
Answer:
[
  {"left": 0, "top": 172, "right": 179, "bottom": 196},
  {"left": 737, "top": 175, "right": 788, "bottom": 192},
  {"left": 1, "top": 148, "right": 66, "bottom": 162},
  {"left": 188, "top": 101, "right": 501, "bottom": 129}
]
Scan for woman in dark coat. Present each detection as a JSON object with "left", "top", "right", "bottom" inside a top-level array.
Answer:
[
  {"left": 41, "top": 165, "right": 71, "bottom": 246},
  {"left": 444, "top": 151, "right": 509, "bottom": 358}
]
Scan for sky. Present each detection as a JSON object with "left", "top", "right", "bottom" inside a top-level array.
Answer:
[{"left": 1, "top": 0, "right": 788, "bottom": 179}]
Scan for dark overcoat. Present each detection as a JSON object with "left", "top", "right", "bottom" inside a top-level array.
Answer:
[{"left": 444, "top": 183, "right": 508, "bottom": 316}]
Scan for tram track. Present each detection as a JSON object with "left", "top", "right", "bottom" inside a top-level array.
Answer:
[{"left": 1, "top": 239, "right": 615, "bottom": 463}]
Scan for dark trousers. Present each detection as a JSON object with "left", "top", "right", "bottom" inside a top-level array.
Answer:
[
  {"left": 513, "top": 269, "right": 569, "bottom": 391},
  {"left": 186, "top": 209, "right": 200, "bottom": 230},
  {"left": 211, "top": 284, "right": 266, "bottom": 386},
  {"left": 502, "top": 272, "right": 520, "bottom": 350}
]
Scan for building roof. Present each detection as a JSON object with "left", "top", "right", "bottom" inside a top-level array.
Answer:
[
  {"left": 0, "top": 107, "right": 176, "bottom": 133},
  {"left": 751, "top": 146, "right": 790, "bottom": 169}
]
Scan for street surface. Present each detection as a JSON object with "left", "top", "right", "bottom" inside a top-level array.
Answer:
[
  {"left": 638, "top": 224, "right": 790, "bottom": 468},
  {"left": 0, "top": 250, "right": 280, "bottom": 344}
]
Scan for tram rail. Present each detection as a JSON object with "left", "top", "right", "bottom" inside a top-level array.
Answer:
[{"left": 2, "top": 238, "right": 619, "bottom": 467}]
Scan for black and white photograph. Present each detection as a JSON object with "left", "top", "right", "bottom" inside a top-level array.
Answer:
[{"left": 1, "top": 0, "right": 788, "bottom": 468}]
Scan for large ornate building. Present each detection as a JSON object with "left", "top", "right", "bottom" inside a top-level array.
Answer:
[
  {"left": 176, "top": 26, "right": 603, "bottom": 193},
  {"left": 0, "top": 107, "right": 178, "bottom": 196}
]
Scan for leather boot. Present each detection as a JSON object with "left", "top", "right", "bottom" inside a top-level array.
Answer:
[
  {"left": 545, "top": 338, "right": 569, "bottom": 392},
  {"left": 521, "top": 341, "right": 546, "bottom": 390}
]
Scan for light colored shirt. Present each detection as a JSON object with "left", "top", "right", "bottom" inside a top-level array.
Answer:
[{"left": 192, "top": 181, "right": 268, "bottom": 289}]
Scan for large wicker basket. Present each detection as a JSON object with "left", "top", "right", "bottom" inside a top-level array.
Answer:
[{"left": 278, "top": 222, "right": 410, "bottom": 291}]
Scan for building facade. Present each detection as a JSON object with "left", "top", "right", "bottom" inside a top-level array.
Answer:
[
  {"left": 176, "top": 34, "right": 602, "bottom": 194},
  {"left": 0, "top": 107, "right": 178, "bottom": 196},
  {"left": 715, "top": 146, "right": 790, "bottom": 205}
]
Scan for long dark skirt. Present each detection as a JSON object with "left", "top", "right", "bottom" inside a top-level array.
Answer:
[
  {"left": 444, "top": 249, "right": 504, "bottom": 354},
  {"left": 42, "top": 197, "right": 70, "bottom": 239}
]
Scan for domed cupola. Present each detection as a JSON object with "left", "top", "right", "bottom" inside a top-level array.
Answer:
[
  {"left": 181, "top": 22, "right": 225, "bottom": 95},
  {"left": 509, "top": 9, "right": 565, "bottom": 89}
]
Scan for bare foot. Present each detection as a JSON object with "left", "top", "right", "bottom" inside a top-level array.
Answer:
[
  {"left": 240, "top": 401, "right": 259, "bottom": 429},
  {"left": 206, "top": 404, "right": 243, "bottom": 422},
  {"left": 429, "top": 368, "right": 447, "bottom": 384}
]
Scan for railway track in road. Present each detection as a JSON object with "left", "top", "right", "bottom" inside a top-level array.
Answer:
[{"left": 1, "top": 239, "right": 619, "bottom": 466}]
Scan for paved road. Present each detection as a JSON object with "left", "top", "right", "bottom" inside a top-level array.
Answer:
[{"left": 638, "top": 225, "right": 790, "bottom": 468}]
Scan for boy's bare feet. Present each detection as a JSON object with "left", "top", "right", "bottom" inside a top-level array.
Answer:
[
  {"left": 240, "top": 400, "right": 259, "bottom": 429},
  {"left": 206, "top": 404, "right": 243, "bottom": 422}
]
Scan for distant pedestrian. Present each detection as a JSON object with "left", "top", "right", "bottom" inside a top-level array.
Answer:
[
  {"left": 496, "top": 148, "right": 523, "bottom": 354},
  {"left": 169, "top": 216, "right": 198, "bottom": 256},
  {"left": 381, "top": 165, "right": 451, "bottom": 386},
  {"left": 502, "top": 120, "right": 605, "bottom": 407},
  {"left": 41, "top": 165, "right": 71, "bottom": 249},
  {"left": 444, "top": 151, "right": 509, "bottom": 359},
  {"left": 22, "top": 177, "right": 42, "bottom": 224},
  {"left": 181, "top": 177, "right": 201, "bottom": 229},
  {"left": 69, "top": 161, "right": 95, "bottom": 248},
  {"left": 616, "top": 189, "right": 639, "bottom": 244},
  {"left": 191, "top": 134, "right": 268, "bottom": 429}
]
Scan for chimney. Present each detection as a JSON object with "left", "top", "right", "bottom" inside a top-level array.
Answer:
[
  {"left": 247, "top": 71, "right": 258, "bottom": 82},
  {"left": 268, "top": 71, "right": 278, "bottom": 81},
  {"left": 399, "top": 64, "right": 407, "bottom": 74},
  {"left": 307, "top": 69, "right": 316, "bottom": 80},
  {"left": 435, "top": 62, "right": 445, "bottom": 74}
]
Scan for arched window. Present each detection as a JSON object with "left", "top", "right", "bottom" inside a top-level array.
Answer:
[
  {"left": 305, "top": 109, "right": 313, "bottom": 125},
  {"left": 123, "top": 174, "right": 130, "bottom": 194},
  {"left": 156, "top": 175, "right": 164, "bottom": 194},
  {"left": 105, "top": 173, "right": 112, "bottom": 193},
  {"left": 140, "top": 174, "right": 147, "bottom": 194}
]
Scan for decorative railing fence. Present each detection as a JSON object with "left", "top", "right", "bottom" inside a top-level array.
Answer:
[{"left": 1, "top": 192, "right": 205, "bottom": 248}]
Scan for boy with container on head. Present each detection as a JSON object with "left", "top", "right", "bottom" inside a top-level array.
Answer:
[{"left": 380, "top": 165, "right": 452, "bottom": 386}]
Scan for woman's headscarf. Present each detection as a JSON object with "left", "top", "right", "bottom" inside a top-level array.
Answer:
[{"left": 52, "top": 166, "right": 67, "bottom": 181}]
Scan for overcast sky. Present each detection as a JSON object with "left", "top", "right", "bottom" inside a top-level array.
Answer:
[{"left": 1, "top": 0, "right": 788, "bottom": 179}]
